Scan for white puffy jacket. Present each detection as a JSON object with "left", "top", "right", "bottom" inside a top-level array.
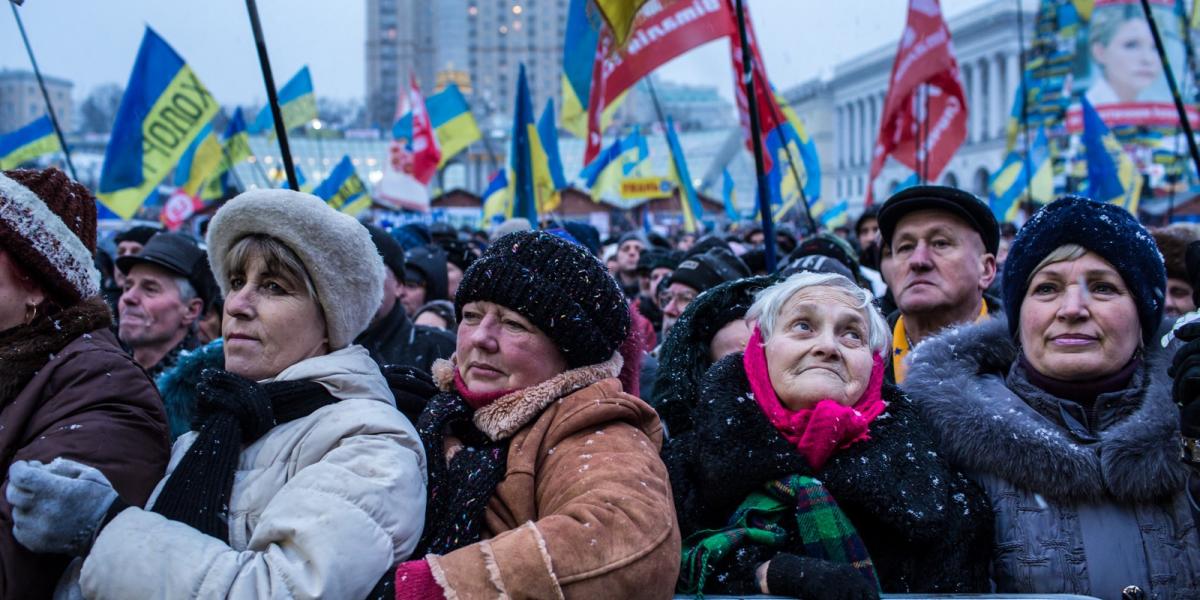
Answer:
[{"left": 77, "top": 345, "right": 427, "bottom": 600}]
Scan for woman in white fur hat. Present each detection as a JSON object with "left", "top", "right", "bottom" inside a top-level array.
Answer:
[{"left": 7, "top": 189, "right": 427, "bottom": 600}]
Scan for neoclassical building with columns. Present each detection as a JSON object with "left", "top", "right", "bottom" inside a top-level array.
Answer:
[{"left": 781, "top": 0, "right": 1031, "bottom": 215}]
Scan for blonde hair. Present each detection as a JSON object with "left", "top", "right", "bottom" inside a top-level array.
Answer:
[
  {"left": 1026, "top": 243, "right": 1088, "bottom": 286},
  {"left": 223, "top": 234, "right": 318, "bottom": 301}
]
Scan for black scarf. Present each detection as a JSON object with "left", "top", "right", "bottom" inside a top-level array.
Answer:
[
  {"left": 414, "top": 391, "right": 510, "bottom": 555},
  {"left": 151, "top": 376, "right": 338, "bottom": 543},
  {"left": 0, "top": 298, "right": 112, "bottom": 408}
]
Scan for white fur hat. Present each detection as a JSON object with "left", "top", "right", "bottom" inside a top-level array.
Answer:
[{"left": 206, "top": 189, "right": 384, "bottom": 350}]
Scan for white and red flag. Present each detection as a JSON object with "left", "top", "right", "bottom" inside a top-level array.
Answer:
[
  {"left": 865, "top": 0, "right": 968, "bottom": 204},
  {"left": 407, "top": 75, "right": 441, "bottom": 185}
]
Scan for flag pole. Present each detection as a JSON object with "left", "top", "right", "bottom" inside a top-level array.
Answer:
[
  {"left": 1015, "top": 0, "right": 1034, "bottom": 213},
  {"left": 734, "top": 0, "right": 777, "bottom": 273},
  {"left": 243, "top": 0, "right": 298, "bottom": 191},
  {"left": 9, "top": 2, "right": 77, "bottom": 181},
  {"left": 1139, "top": 0, "right": 1200, "bottom": 182}
]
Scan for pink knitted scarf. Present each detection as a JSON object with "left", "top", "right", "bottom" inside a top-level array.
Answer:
[{"left": 742, "top": 326, "right": 886, "bottom": 470}]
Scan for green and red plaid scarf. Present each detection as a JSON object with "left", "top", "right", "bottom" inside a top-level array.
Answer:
[{"left": 679, "top": 474, "right": 880, "bottom": 596}]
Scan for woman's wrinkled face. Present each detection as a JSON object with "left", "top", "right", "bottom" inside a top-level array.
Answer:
[
  {"left": 457, "top": 300, "right": 567, "bottom": 394},
  {"left": 764, "top": 287, "right": 875, "bottom": 411},
  {"left": 222, "top": 252, "right": 329, "bottom": 381},
  {"left": 0, "top": 249, "right": 43, "bottom": 332},
  {"left": 1019, "top": 251, "right": 1141, "bottom": 381}
]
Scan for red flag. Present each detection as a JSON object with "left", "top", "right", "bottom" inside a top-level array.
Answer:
[
  {"left": 408, "top": 75, "right": 441, "bottom": 185},
  {"left": 584, "top": 0, "right": 736, "bottom": 163},
  {"left": 726, "top": 0, "right": 784, "bottom": 173},
  {"left": 865, "top": 0, "right": 967, "bottom": 204}
]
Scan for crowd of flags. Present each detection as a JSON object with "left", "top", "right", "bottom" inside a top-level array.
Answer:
[{"left": 3, "top": 0, "right": 1196, "bottom": 232}]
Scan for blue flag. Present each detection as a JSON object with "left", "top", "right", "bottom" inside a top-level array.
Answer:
[
  {"left": 1081, "top": 97, "right": 1142, "bottom": 214},
  {"left": 98, "top": 27, "right": 219, "bottom": 218},
  {"left": 0, "top": 115, "right": 60, "bottom": 170}
]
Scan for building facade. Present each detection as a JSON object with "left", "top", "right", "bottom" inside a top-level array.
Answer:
[
  {"left": 0, "top": 69, "right": 73, "bottom": 134},
  {"left": 782, "top": 0, "right": 1032, "bottom": 216},
  {"left": 365, "top": 0, "right": 569, "bottom": 130}
]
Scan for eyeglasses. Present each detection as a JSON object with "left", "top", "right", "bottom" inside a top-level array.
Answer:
[{"left": 658, "top": 290, "right": 698, "bottom": 310}]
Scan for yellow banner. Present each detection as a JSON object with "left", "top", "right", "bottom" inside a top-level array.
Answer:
[{"left": 620, "top": 177, "right": 672, "bottom": 200}]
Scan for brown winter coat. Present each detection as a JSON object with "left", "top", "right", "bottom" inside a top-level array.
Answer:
[
  {"left": 426, "top": 354, "right": 681, "bottom": 599},
  {"left": 0, "top": 328, "right": 170, "bottom": 599}
]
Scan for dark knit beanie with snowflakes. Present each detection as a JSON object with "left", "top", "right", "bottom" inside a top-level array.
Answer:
[
  {"left": 0, "top": 168, "right": 99, "bottom": 304},
  {"left": 1003, "top": 195, "right": 1165, "bottom": 344},
  {"left": 455, "top": 230, "right": 630, "bottom": 368}
]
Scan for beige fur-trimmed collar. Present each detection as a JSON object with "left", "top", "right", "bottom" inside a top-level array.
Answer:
[{"left": 430, "top": 352, "right": 623, "bottom": 441}]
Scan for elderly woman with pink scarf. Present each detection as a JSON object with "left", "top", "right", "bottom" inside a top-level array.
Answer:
[{"left": 664, "top": 272, "right": 992, "bottom": 599}]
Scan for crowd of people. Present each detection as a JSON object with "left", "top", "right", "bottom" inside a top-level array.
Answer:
[{"left": 2, "top": 165, "right": 1200, "bottom": 599}]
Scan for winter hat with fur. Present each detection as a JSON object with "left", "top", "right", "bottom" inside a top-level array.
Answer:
[
  {"left": 456, "top": 230, "right": 630, "bottom": 368},
  {"left": 206, "top": 189, "right": 384, "bottom": 350},
  {"left": 0, "top": 168, "right": 100, "bottom": 304},
  {"left": 1003, "top": 195, "right": 1165, "bottom": 344}
]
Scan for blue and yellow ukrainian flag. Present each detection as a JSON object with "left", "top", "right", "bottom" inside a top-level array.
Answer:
[
  {"left": 481, "top": 169, "right": 510, "bottom": 225},
  {"left": 223, "top": 107, "right": 252, "bottom": 165},
  {"left": 392, "top": 83, "right": 483, "bottom": 168},
  {"left": 721, "top": 168, "right": 739, "bottom": 221},
  {"left": 173, "top": 120, "right": 224, "bottom": 196},
  {"left": 538, "top": 99, "right": 568, "bottom": 195},
  {"left": 988, "top": 126, "right": 1052, "bottom": 223},
  {"left": 313, "top": 155, "right": 370, "bottom": 216},
  {"left": 507, "top": 65, "right": 544, "bottom": 223},
  {"left": 580, "top": 127, "right": 649, "bottom": 200},
  {"left": 559, "top": 0, "right": 626, "bottom": 138},
  {"left": 276, "top": 163, "right": 315, "bottom": 194},
  {"left": 97, "top": 27, "right": 219, "bottom": 219},
  {"left": 0, "top": 115, "right": 61, "bottom": 170},
  {"left": 250, "top": 66, "right": 317, "bottom": 136},
  {"left": 1081, "top": 97, "right": 1142, "bottom": 215},
  {"left": 664, "top": 117, "right": 703, "bottom": 233},
  {"left": 196, "top": 108, "right": 252, "bottom": 200},
  {"left": 766, "top": 90, "right": 821, "bottom": 220},
  {"left": 819, "top": 199, "right": 850, "bottom": 229}
]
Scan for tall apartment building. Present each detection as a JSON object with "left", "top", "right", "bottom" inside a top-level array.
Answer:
[
  {"left": 0, "top": 69, "right": 73, "bottom": 134},
  {"left": 365, "top": 0, "right": 568, "bottom": 130}
]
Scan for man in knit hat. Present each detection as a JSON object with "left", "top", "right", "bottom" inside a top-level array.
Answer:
[
  {"left": 115, "top": 232, "right": 213, "bottom": 380},
  {"left": 877, "top": 185, "right": 1000, "bottom": 383},
  {"left": 400, "top": 244, "right": 450, "bottom": 317},
  {"left": 356, "top": 225, "right": 455, "bottom": 373}
]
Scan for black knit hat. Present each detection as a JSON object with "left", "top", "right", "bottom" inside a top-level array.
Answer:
[
  {"left": 366, "top": 224, "right": 406, "bottom": 282},
  {"left": 1003, "top": 196, "right": 1166, "bottom": 344},
  {"left": 636, "top": 248, "right": 682, "bottom": 275},
  {"left": 878, "top": 185, "right": 1000, "bottom": 255},
  {"left": 455, "top": 230, "right": 630, "bottom": 368},
  {"left": 668, "top": 248, "right": 751, "bottom": 294},
  {"left": 438, "top": 239, "right": 476, "bottom": 273},
  {"left": 405, "top": 245, "right": 450, "bottom": 302}
]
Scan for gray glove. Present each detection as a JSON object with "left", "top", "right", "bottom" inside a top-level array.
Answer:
[{"left": 6, "top": 458, "right": 118, "bottom": 556}]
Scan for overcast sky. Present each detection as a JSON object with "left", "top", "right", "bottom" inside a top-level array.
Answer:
[{"left": 1, "top": 0, "right": 1003, "bottom": 108}]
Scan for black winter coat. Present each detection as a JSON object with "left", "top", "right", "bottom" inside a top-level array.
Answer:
[
  {"left": 664, "top": 354, "right": 992, "bottom": 595},
  {"left": 355, "top": 301, "right": 455, "bottom": 374}
]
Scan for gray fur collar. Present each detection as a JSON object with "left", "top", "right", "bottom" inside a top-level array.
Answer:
[
  {"left": 432, "top": 352, "right": 623, "bottom": 441},
  {"left": 904, "top": 317, "right": 1187, "bottom": 503}
]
